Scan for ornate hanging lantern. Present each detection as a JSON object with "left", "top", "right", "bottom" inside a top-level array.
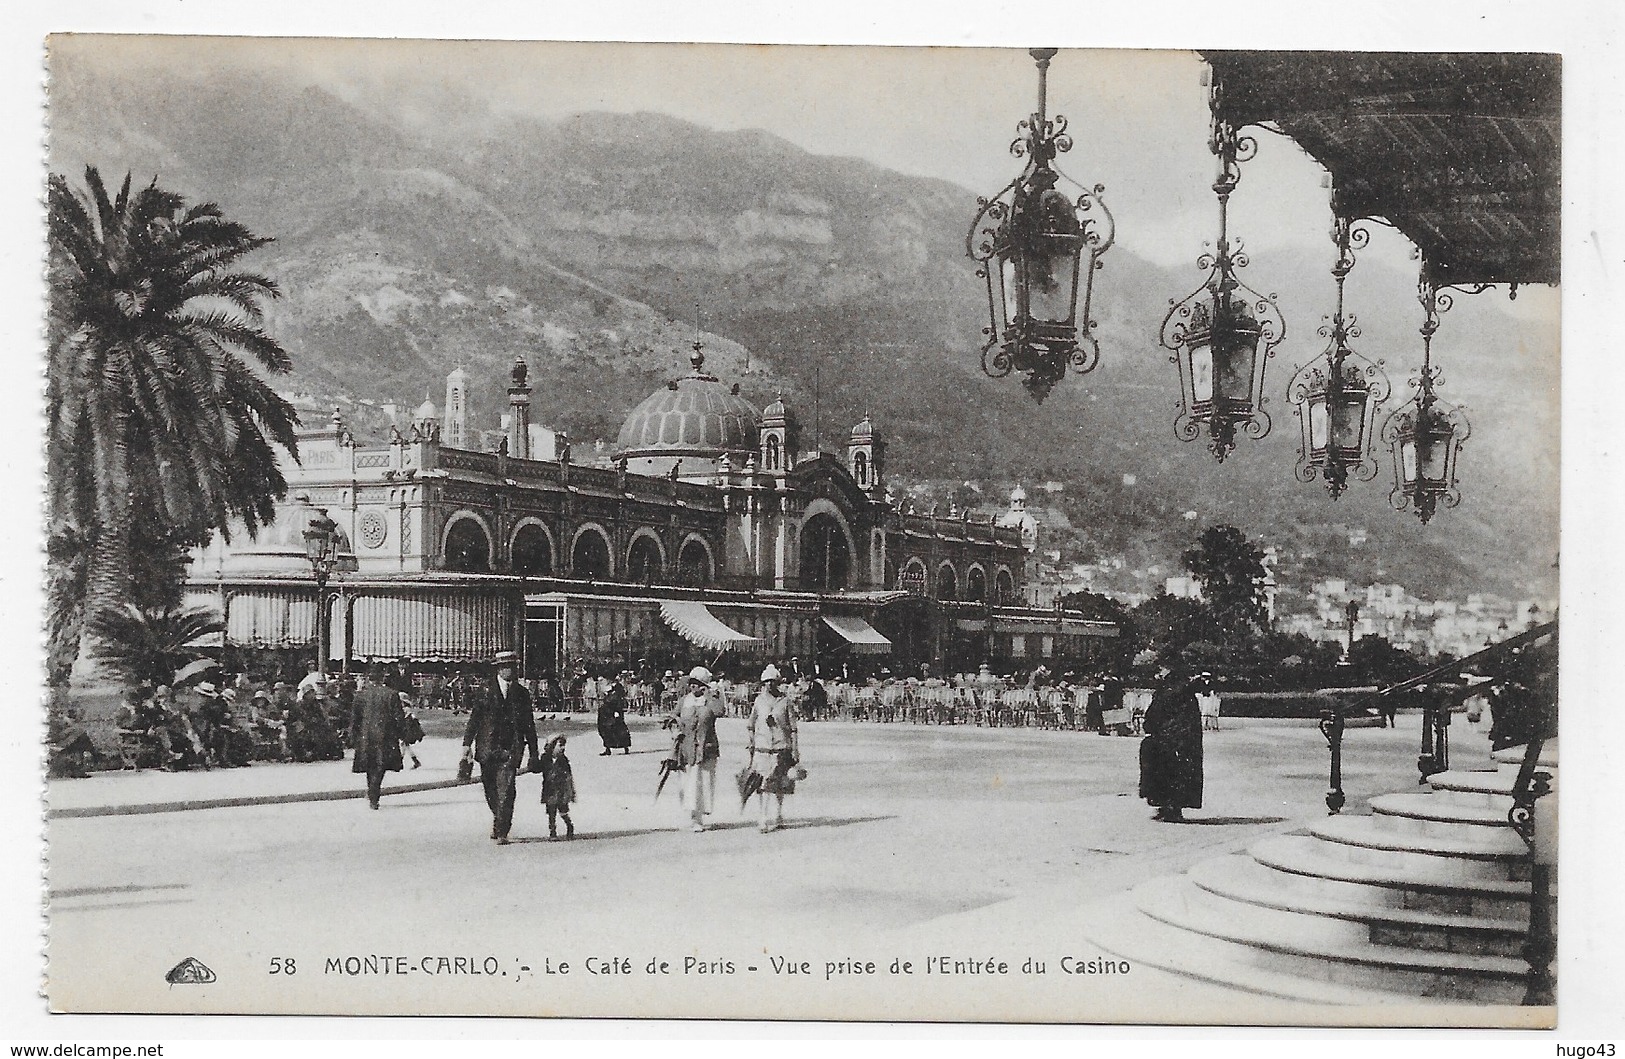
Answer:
[
  {"left": 1287, "top": 213, "right": 1392, "bottom": 497},
  {"left": 1381, "top": 275, "right": 1472, "bottom": 524},
  {"left": 967, "top": 48, "right": 1115, "bottom": 403},
  {"left": 1159, "top": 73, "right": 1285, "bottom": 461}
]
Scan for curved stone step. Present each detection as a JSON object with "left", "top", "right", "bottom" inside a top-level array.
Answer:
[
  {"left": 1426, "top": 769, "right": 1517, "bottom": 808},
  {"left": 1078, "top": 891, "right": 1418, "bottom": 1007},
  {"left": 1133, "top": 875, "right": 1528, "bottom": 1004},
  {"left": 1369, "top": 792, "right": 1516, "bottom": 842},
  {"left": 1492, "top": 740, "right": 1558, "bottom": 768},
  {"left": 1189, "top": 855, "right": 1526, "bottom": 958},
  {"left": 1310, "top": 816, "right": 1529, "bottom": 882},
  {"left": 1251, "top": 835, "right": 1530, "bottom": 921}
]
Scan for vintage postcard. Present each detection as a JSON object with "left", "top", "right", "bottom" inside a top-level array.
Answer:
[{"left": 35, "top": 31, "right": 1572, "bottom": 1028}]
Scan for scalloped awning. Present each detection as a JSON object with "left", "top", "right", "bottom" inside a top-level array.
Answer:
[{"left": 659, "top": 600, "right": 763, "bottom": 652}]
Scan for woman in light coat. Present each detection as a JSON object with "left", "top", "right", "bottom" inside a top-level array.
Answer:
[{"left": 748, "top": 664, "right": 801, "bottom": 833}]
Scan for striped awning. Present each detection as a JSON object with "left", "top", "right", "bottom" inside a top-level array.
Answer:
[
  {"left": 822, "top": 614, "right": 892, "bottom": 654},
  {"left": 345, "top": 592, "right": 514, "bottom": 662},
  {"left": 224, "top": 591, "right": 318, "bottom": 649},
  {"left": 659, "top": 600, "right": 762, "bottom": 652}
]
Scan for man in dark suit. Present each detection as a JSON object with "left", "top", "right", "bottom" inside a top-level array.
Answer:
[
  {"left": 349, "top": 666, "right": 405, "bottom": 810},
  {"left": 462, "top": 650, "right": 541, "bottom": 844}
]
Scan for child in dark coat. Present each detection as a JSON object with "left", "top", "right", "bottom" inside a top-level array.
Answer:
[{"left": 539, "top": 735, "right": 577, "bottom": 839}]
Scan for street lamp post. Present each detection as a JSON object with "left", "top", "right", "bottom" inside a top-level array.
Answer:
[
  {"left": 302, "top": 506, "right": 342, "bottom": 678},
  {"left": 1344, "top": 599, "right": 1361, "bottom": 664}
]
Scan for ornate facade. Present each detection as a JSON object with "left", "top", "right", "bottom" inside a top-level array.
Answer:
[{"left": 188, "top": 352, "right": 1117, "bottom": 675}]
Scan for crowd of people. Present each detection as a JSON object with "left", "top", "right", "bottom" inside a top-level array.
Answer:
[{"left": 110, "top": 662, "right": 426, "bottom": 774}]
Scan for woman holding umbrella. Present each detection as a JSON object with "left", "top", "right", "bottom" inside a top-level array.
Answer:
[{"left": 746, "top": 664, "right": 802, "bottom": 833}]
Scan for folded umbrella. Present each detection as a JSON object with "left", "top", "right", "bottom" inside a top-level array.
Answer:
[
  {"left": 736, "top": 765, "right": 763, "bottom": 810},
  {"left": 654, "top": 756, "right": 680, "bottom": 802}
]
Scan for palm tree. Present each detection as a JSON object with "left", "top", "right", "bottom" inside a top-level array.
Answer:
[
  {"left": 47, "top": 167, "right": 300, "bottom": 689},
  {"left": 87, "top": 603, "right": 225, "bottom": 689}
]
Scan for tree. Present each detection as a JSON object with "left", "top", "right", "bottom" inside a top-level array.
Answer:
[
  {"left": 1182, "top": 524, "right": 1268, "bottom": 630},
  {"left": 47, "top": 168, "right": 300, "bottom": 692},
  {"left": 88, "top": 604, "right": 225, "bottom": 688}
]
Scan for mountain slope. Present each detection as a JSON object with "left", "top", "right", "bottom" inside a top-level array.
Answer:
[{"left": 44, "top": 62, "right": 1560, "bottom": 601}]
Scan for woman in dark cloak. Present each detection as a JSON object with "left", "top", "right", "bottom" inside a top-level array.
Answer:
[{"left": 1138, "top": 667, "right": 1204, "bottom": 821}]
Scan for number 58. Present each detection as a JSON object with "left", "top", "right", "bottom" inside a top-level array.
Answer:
[{"left": 269, "top": 957, "right": 296, "bottom": 975}]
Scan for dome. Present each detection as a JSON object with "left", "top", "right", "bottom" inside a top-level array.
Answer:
[
  {"left": 211, "top": 498, "right": 359, "bottom": 576},
  {"left": 615, "top": 347, "right": 760, "bottom": 459},
  {"left": 415, "top": 396, "right": 439, "bottom": 421},
  {"left": 850, "top": 412, "right": 874, "bottom": 441}
]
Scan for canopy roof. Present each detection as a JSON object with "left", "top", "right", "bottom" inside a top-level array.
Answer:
[
  {"left": 1203, "top": 51, "right": 1560, "bottom": 288},
  {"left": 821, "top": 614, "right": 892, "bottom": 654},
  {"left": 659, "top": 600, "right": 763, "bottom": 653}
]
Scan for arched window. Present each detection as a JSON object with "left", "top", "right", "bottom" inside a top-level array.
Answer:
[
  {"left": 936, "top": 562, "right": 959, "bottom": 601},
  {"left": 571, "top": 528, "right": 612, "bottom": 579},
  {"left": 764, "top": 435, "right": 781, "bottom": 471},
  {"left": 678, "top": 537, "right": 714, "bottom": 585},
  {"left": 800, "top": 512, "right": 851, "bottom": 591},
  {"left": 994, "top": 568, "right": 1017, "bottom": 606},
  {"left": 627, "top": 534, "right": 664, "bottom": 584},
  {"left": 852, "top": 450, "right": 869, "bottom": 486},
  {"left": 965, "top": 566, "right": 988, "bottom": 602},
  {"left": 444, "top": 516, "right": 491, "bottom": 573},
  {"left": 511, "top": 524, "right": 553, "bottom": 576}
]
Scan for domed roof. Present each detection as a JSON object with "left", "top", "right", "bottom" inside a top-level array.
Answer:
[
  {"left": 850, "top": 412, "right": 874, "bottom": 440},
  {"left": 415, "top": 396, "right": 439, "bottom": 421},
  {"left": 615, "top": 346, "right": 760, "bottom": 457},
  {"left": 218, "top": 498, "right": 359, "bottom": 575}
]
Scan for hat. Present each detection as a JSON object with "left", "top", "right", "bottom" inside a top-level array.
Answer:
[
  {"left": 272, "top": 681, "right": 292, "bottom": 691},
  {"left": 252, "top": 689, "right": 271, "bottom": 701},
  {"left": 195, "top": 682, "right": 219, "bottom": 697},
  {"left": 492, "top": 650, "right": 520, "bottom": 665},
  {"left": 687, "top": 666, "right": 713, "bottom": 685},
  {"left": 221, "top": 688, "right": 238, "bottom": 702},
  {"left": 760, "top": 664, "right": 783, "bottom": 682}
]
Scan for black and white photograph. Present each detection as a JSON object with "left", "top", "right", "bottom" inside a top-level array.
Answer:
[{"left": 9, "top": 0, "right": 1621, "bottom": 1039}]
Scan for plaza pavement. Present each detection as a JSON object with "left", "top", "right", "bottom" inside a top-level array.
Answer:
[{"left": 43, "top": 710, "right": 1499, "bottom": 1024}]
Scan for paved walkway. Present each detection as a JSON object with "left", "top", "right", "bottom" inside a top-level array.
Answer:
[{"left": 43, "top": 711, "right": 1501, "bottom": 1023}]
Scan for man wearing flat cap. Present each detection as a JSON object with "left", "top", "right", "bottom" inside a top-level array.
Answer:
[{"left": 462, "top": 649, "right": 541, "bottom": 844}]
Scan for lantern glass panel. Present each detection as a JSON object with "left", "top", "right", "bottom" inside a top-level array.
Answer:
[
  {"left": 1190, "top": 341, "right": 1214, "bottom": 406},
  {"left": 1001, "top": 258, "right": 1021, "bottom": 327},
  {"left": 1308, "top": 395, "right": 1330, "bottom": 451},
  {"left": 1400, "top": 438, "right": 1418, "bottom": 486},
  {"left": 1026, "top": 241, "right": 1079, "bottom": 326},
  {"left": 1419, "top": 425, "right": 1451, "bottom": 482},
  {"left": 1331, "top": 391, "right": 1365, "bottom": 454},
  {"left": 1214, "top": 325, "right": 1257, "bottom": 406}
]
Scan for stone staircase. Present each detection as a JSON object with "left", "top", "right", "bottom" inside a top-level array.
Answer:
[{"left": 1081, "top": 740, "right": 1556, "bottom": 1006}]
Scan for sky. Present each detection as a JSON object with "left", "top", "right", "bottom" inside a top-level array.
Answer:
[{"left": 50, "top": 34, "right": 1563, "bottom": 324}]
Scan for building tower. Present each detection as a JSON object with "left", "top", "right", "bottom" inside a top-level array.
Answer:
[
  {"left": 506, "top": 355, "right": 531, "bottom": 460},
  {"left": 412, "top": 394, "right": 440, "bottom": 442},
  {"left": 759, "top": 393, "right": 800, "bottom": 473},
  {"left": 444, "top": 365, "right": 471, "bottom": 449},
  {"left": 847, "top": 413, "right": 885, "bottom": 495}
]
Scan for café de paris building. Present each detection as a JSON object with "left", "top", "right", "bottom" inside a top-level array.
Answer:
[{"left": 186, "top": 349, "right": 1117, "bottom": 679}]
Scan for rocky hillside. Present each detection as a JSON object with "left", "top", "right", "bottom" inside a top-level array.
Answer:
[{"left": 45, "top": 62, "right": 1560, "bottom": 601}]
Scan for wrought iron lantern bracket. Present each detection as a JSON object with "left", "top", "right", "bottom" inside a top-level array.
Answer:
[
  {"left": 967, "top": 48, "right": 1115, "bottom": 402},
  {"left": 1381, "top": 271, "right": 1473, "bottom": 524},
  {"left": 1159, "top": 72, "right": 1284, "bottom": 460},
  {"left": 1287, "top": 210, "right": 1392, "bottom": 497}
]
